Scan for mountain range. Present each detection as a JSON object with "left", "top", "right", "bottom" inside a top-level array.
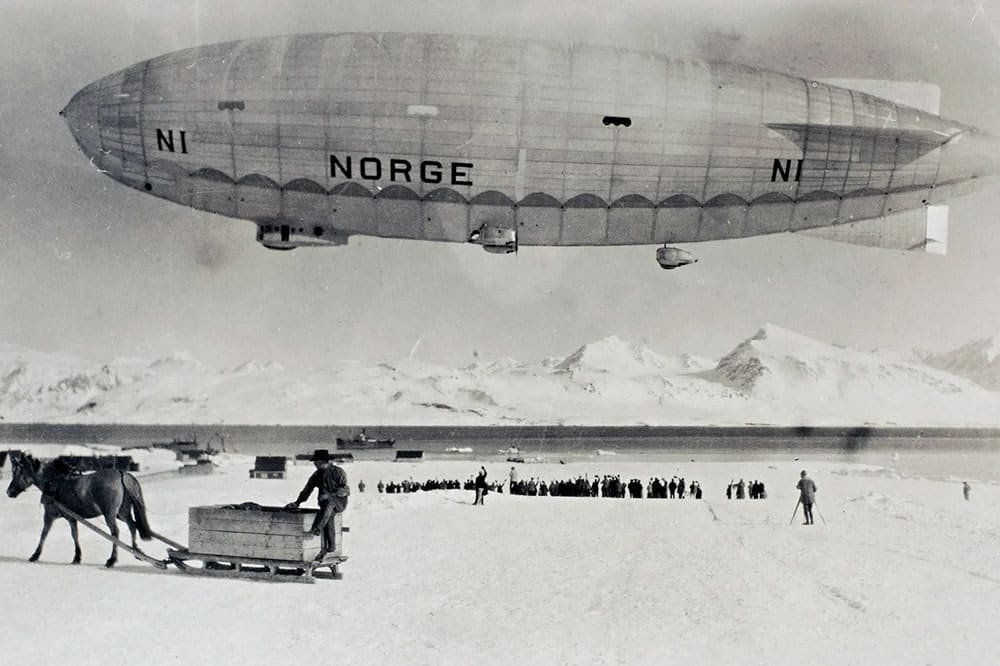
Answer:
[{"left": 2, "top": 326, "right": 999, "bottom": 426}]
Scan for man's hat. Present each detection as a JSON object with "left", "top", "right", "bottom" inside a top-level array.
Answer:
[{"left": 309, "top": 448, "right": 334, "bottom": 461}]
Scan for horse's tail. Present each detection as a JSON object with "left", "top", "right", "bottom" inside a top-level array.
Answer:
[{"left": 122, "top": 473, "right": 153, "bottom": 541}]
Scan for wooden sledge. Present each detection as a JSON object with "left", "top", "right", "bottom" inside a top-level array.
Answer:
[
  {"left": 166, "top": 548, "right": 347, "bottom": 583},
  {"left": 166, "top": 504, "right": 347, "bottom": 583}
]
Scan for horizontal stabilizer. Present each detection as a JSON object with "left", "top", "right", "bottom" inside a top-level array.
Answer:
[
  {"left": 766, "top": 123, "right": 960, "bottom": 147},
  {"left": 796, "top": 206, "right": 948, "bottom": 254},
  {"left": 818, "top": 79, "right": 941, "bottom": 115}
]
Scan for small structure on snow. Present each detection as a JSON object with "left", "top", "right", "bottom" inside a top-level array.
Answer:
[
  {"left": 394, "top": 450, "right": 424, "bottom": 461},
  {"left": 249, "top": 456, "right": 287, "bottom": 479},
  {"left": 179, "top": 459, "right": 215, "bottom": 476}
]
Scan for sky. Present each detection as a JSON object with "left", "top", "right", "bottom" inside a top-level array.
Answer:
[{"left": 2, "top": 0, "right": 1000, "bottom": 370}]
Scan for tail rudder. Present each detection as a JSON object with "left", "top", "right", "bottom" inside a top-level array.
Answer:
[{"left": 123, "top": 473, "right": 153, "bottom": 540}]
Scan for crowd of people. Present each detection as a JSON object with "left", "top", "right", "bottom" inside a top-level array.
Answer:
[
  {"left": 726, "top": 479, "right": 767, "bottom": 500},
  {"left": 507, "top": 471, "right": 704, "bottom": 499},
  {"left": 643, "top": 476, "right": 703, "bottom": 499},
  {"left": 377, "top": 478, "right": 458, "bottom": 494},
  {"left": 374, "top": 477, "right": 504, "bottom": 494},
  {"left": 371, "top": 472, "right": 708, "bottom": 499},
  {"left": 371, "top": 469, "right": 781, "bottom": 504}
]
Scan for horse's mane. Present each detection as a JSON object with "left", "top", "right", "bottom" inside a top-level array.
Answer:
[
  {"left": 41, "top": 457, "right": 83, "bottom": 482},
  {"left": 11, "top": 454, "right": 90, "bottom": 497},
  {"left": 13, "top": 451, "right": 39, "bottom": 471},
  {"left": 25, "top": 456, "right": 90, "bottom": 500}
]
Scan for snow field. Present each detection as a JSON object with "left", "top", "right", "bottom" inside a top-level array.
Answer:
[{"left": 1, "top": 454, "right": 998, "bottom": 664}]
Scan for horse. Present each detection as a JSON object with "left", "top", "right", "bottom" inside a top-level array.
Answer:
[{"left": 5, "top": 452, "right": 154, "bottom": 568}]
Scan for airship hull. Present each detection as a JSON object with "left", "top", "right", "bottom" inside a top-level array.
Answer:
[{"left": 61, "top": 33, "right": 995, "bottom": 248}]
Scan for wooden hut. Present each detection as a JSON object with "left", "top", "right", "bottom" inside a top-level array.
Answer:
[
  {"left": 394, "top": 450, "right": 424, "bottom": 461},
  {"left": 249, "top": 456, "right": 287, "bottom": 479}
]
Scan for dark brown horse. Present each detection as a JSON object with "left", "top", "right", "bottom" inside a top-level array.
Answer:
[{"left": 5, "top": 452, "right": 154, "bottom": 567}]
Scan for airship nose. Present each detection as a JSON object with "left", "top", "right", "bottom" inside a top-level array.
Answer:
[{"left": 61, "top": 81, "right": 103, "bottom": 160}]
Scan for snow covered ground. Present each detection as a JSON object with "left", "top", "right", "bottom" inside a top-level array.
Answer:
[{"left": 1, "top": 447, "right": 998, "bottom": 664}]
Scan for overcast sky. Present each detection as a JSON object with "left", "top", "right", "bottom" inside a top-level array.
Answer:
[{"left": 2, "top": 0, "right": 1000, "bottom": 370}]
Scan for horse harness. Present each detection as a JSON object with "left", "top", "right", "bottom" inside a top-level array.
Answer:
[{"left": 39, "top": 466, "right": 104, "bottom": 518}]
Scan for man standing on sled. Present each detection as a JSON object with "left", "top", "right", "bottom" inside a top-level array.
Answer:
[{"left": 286, "top": 449, "right": 350, "bottom": 558}]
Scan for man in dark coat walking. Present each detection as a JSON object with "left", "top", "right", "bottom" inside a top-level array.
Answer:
[{"left": 286, "top": 449, "right": 350, "bottom": 558}]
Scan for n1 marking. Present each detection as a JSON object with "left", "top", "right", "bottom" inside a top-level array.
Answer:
[
  {"left": 771, "top": 158, "right": 803, "bottom": 182},
  {"left": 156, "top": 129, "right": 188, "bottom": 154}
]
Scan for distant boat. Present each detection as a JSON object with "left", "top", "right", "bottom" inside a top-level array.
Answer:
[
  {"left": 140, "top": 436, "right": 218, "bottom": 460},
  {"left": 336, "top": 431, "right": 395, "bottom": 450},
  {"left": 444, "top": 446, "right": 473, "bottom": 454}
]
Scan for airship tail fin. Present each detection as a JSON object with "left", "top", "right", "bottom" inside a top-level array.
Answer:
[
  {"left": 819, "top": 79, "right": 941, "bottom": 115},
  {"left": 796, "top": 205, "right": 948, "bottom": 255}
]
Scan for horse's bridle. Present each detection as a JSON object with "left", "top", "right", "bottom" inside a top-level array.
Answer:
[{"left": 6, "top": 454, "right": 36, "bottom": 497}]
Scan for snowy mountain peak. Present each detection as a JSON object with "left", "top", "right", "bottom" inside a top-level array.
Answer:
[
  {"left": 708, "top": 325, "right": 994, "bottom": 427},
  {"left": 148, "top": 352, "right": 209, "bottom": 373},
  {"left": 464, "top": 357, "right": 525, "bottom": 373},
  {"left": 932, "top": 336, "right": 1000, "bottom": 365},
  {"left": 555, "top": 335, "right": 672, "bottom": 375},
  {"left": 918, "top": 335, "right": 1000, "bottom": 390},
  {"left": 714, "top": 325, "right": 861, "bottom": 390},
  {"left": 748, "top": 324, "right": 828, "bottom": 349}
]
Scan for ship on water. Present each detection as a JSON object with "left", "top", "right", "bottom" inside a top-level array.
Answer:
[
  {"left": 335, "top": 430, "right": 395, "bottom": 450},
  {"left": 125, "top": 435, "right": 219, "bottom": 461}
]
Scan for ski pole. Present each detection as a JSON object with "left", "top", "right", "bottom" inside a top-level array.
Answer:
[{"left": 789, "top": 498, "right": 801, "bottom": 525}]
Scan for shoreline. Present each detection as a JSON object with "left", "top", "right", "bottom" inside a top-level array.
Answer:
[
  {"left": 4, "top": 423, "right": 1000, "bottom": 452},
  {"left": 5, "top": 441, "right": 998, "bottom": 485}
]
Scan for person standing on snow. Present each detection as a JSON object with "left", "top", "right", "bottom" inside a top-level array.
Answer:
[
  {"left": 508, "top": 466, "right": 519, "bottom": 494},
  {"left": 474, "top": 467, "right": 488, "bottom": 505},
  {"left": 796, "top": 470, "right": 817, "bottom": 525}
]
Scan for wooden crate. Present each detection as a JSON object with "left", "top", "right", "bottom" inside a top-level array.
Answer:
[{"left": 188, "top": 505, "right": 343, "bottom": 561}]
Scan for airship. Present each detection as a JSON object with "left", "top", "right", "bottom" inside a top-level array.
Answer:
[{"left": 60, "top": 33, "right": 999, "bottom": 268}]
